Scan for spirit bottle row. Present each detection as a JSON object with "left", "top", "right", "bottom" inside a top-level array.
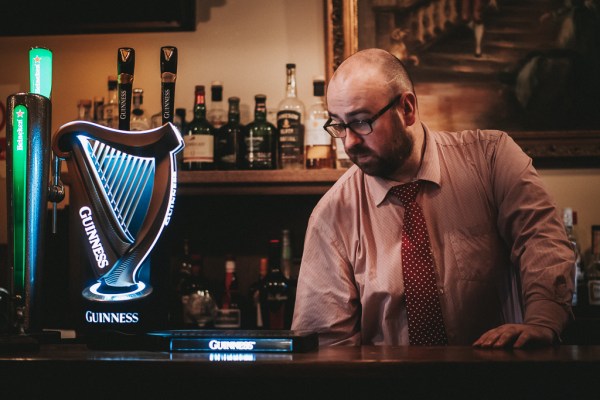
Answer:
[{"left": 79, "top": 63, "right": 354, "bottom": 170}]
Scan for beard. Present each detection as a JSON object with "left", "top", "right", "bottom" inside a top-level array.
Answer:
[{"left": 347, "top": 128, "right": 414, "bottom": 178}]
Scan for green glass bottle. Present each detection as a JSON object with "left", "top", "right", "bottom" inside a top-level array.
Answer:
[
  {"left": 215, "top": 96, "right": 244, "bottom": 170},
  {"left": 243, "top": 94, "right": 277, "bottom": 169},
  {"left": 182, "top": 85, "right": 216, "bottom": 170}
]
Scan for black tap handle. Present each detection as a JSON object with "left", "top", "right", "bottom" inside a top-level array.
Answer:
[
  {"left": 160, "top": 46, "right": 178, "bottom": 125},
  {"left": 117, "top": 47, "right": 135, "bottom": 131}
]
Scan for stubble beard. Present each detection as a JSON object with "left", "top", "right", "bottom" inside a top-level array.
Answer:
[{"left": 349, "top": 129, "right": 414, "bottom": 178}]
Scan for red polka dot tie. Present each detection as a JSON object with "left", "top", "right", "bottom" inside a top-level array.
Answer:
[{"left": 390, "top": 181, "right": 448, "bottom": 346}]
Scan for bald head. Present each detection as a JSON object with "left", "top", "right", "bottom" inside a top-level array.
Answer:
[{"left": 330, "top": 48, "right": 415, "bottom": 98}]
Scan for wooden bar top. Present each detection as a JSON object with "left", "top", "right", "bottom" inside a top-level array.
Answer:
[{"left": 1, "top": 343, "right": 598, "bottom": 398}]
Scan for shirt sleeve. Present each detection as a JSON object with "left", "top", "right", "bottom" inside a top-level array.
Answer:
[
  {"left": 491, "top": 131, "right": 574, "bottom": 338},
  {"left": 291, "top": 210, "right": 362, "bottom": 346}
]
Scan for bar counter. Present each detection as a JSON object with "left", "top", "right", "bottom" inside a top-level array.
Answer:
[{"left": 1, "top": 343, "right": 598, "bottom": 398}]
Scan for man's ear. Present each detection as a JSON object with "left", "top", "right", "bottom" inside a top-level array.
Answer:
[{"left": 401, "top": 92, "right": 417, "bottom": 126}]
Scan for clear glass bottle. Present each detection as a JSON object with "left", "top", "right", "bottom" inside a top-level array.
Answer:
[
  {"left": 179, "top": 249, "right": 218, "bottom": 328},
  {"left": 101, "top": 75, "right": 119, "bottom": 129},
  {"left": 260, "top": 239, "right": 291, "bottom": 329},
  {"left": 335, "top": 138, "right": 353, "bottom": 169},
  {"left": 277, "top": 63, "right": 305, "bottom": 170},
  {"left": 215, "top": 97, "right": 244, "bottom": 170},
  {"left": 130, "top": 88, "right": 150, "bottom": 131},
  {"left": 77, "top": 99, "right": 93, "bottom": 121},
  {"left": 305, "top": 76, "right": 334, "bottom": 169},
  {"left": 248, "top": 257, "right": 268, "bottom": 329},
  {"left": 564, "top": 208, "right": 585, "bottom": 306},
  {"left": 243, "top": 94, "right": 277, "bottom": 170},
  {"left": 182, "top": 85, "right": 216, "bottom": 170},
  {"left": 207, "top": 81, "right": 227, "bottom": 129},
  {"left": 151, "top": 107, "right": 186, "bottom": 130}
]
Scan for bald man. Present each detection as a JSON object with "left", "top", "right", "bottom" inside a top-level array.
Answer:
[{"left": 291, "top": 48, "right": 574, "bottom": 348}]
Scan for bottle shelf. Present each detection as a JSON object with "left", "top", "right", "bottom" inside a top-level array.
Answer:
[{"left": 177, "top": 169, "right": 347, "bottom": 195}]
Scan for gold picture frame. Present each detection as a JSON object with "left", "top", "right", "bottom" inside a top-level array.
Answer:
[{"left": 324, "top": 0, "right": 600, "bottom": 168}]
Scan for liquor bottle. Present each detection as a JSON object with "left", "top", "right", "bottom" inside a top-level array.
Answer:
[
  {"left": 93, "top": 96, "right": 104, "bottom": 124},
  {"left": 221, "top": 255, "right": 240, "bottom": 310},
  {"left": 587, "top": 225, "right": 600, "bottom": 306},
  {"left": 281, "top": 229, "right": 292, "bottom": 280},
  {"left": 335, "top": 137, "right": 353, "bottom": 169},
  {"left": 215, "top": 96, "right": 244, "bottom": 170},
  {"left": 305, "top": 76, "right": 334, "bottom": 169},
  {"left": 130, "top": 88, "right": 150, "bottom": 131},
  {"left": 102, "top": 75, "right": 119, "bottom": 129},
  {"left": 260, "top": 239, "right": 291, "bottom": 329},
  {"left": 77, "top": 99, "right": 93, "bottom": 121},
  {"left": 277, "top": 63, "right": 305, "bottom": 170},
  {"left": 151, "top": 107, "right": 186, "bottom": 130},
  {"left": 248, "top": 257, "right": 268, "bottom": 329},
  {"left": 207, "top": 81, "right": 227, "bottom": 129},
  {"left": 243, "top": 94, "right": 277, "bottom": 170},
  {"left": 564, "top": 208, "right": 585, "bottom": 306},
  {"left": 179, "top": 247, "right": 218, "bottom": 328},
  {"left": 214, "top": 255, "right": 242, "bottom": 329},
  {"left": 171, "top": 238, "right": 193, "bottom": 327},
  {"left": 175, "top": 107, "right": 187, "bottom": 133},
  {"left": 182, "top": 85, "right": 216, "bottom": 170}
]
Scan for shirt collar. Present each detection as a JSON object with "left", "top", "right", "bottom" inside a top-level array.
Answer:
[{"left": 367, "top": 123, "right": 442, "bottom": 206}]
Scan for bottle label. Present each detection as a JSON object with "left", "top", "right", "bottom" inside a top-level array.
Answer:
[
  {"left": 266, "top": 300, "right": 287, "bottom": 329},
  {"left": 305, "top": 117, "right": 330, "bottom": 146},
  {"left": 588, "top": 280, "right": 600, "bottom": 305},
  {"left": 183, "top": 135, "right": 214, "bottom": 162},
  {"left": 245, "top": 133, "right": 272, "bottom": 167},
  {"left": 277, "top": 110, "right": 304, "bottom": 165}
]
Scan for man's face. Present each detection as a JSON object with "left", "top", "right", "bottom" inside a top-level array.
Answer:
[{"left": 326, "top": 77, "right": 414, "bottom": 178}]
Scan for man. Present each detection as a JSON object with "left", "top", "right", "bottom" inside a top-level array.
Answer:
[{"left": 291, "top": 48, "right": 574, "bottom": 348}]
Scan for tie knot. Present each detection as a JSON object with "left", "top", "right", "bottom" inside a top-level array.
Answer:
[{"left": 391, "top": 181, "right": 421, "bottom": 206}]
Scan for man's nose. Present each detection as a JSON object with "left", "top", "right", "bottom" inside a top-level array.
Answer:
[{"left": 343, "top": 127, "right": 363, "bottom": 149}]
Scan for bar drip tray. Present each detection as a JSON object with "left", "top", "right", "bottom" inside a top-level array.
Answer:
[
  {"left": 86, "top": 329, "right": 318, "bottom": 353},
  {"left": 146, "top": 329, "right": 319, "bottom": 353}
]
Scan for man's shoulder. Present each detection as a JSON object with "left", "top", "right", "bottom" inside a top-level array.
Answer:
[
  {"left": 429, "top": 128, "right": 508, "bottom": 147},
  {"left": 313, "top": 166, "right": 363, "bottom": 214}
]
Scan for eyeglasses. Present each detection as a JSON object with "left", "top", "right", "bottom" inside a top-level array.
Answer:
[{"left": 323, "top": 96, "right": 400, "bottom": 138}]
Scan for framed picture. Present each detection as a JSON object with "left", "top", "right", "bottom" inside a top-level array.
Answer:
[
  {"left": 0, "top": 0, "right": 196, "bottom": 36},
  {"left": 325, "top": 0, "right": 600, "bottom": 168}
]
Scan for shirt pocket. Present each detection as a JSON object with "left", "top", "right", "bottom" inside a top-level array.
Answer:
[{"left": 448, "top": 225, "right": 503, "bottom": 282}]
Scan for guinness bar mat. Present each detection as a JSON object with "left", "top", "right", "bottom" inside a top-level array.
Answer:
[{"left": 145, "top": 329, "right": 319, "bottom": 353}]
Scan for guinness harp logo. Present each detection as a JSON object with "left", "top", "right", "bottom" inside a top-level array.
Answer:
[
  {"left": 162, "top": 47, "right": 175, "bottom": 61},
  {"left": 119, "top": 48, "right": 132, "bottom": 63}
]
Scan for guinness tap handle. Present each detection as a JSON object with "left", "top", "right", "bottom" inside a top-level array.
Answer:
[
  {"left": 117, "top": 47, "right": 135, "bottom": 131},
  {"left": 160, "top": 46, "right": 178, "bottom": 125}
]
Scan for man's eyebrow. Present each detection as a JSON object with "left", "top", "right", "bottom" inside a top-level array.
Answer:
[{"left": 327, "top": 107, "right": 372, "bottom": 121}]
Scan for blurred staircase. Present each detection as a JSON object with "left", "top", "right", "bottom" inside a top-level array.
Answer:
[{"left": 391, "top": 0, "right": 563, "bottom": 82}]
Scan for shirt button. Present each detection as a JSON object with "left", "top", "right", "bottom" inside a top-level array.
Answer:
[{"left": 439, "top": 288, "right": 444, "bottom": 295}]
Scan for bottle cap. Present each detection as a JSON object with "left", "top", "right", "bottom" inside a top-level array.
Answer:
[
  {"left": 225, "top": 255, "right": 236, "bottom": 272},
  {"left": 211, "top": 83, "right": 223, "bottom": 102}
]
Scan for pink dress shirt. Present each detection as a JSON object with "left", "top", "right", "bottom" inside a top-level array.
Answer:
[{"left": 292, "top": 125, "right": 574, "bottom": 346}]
